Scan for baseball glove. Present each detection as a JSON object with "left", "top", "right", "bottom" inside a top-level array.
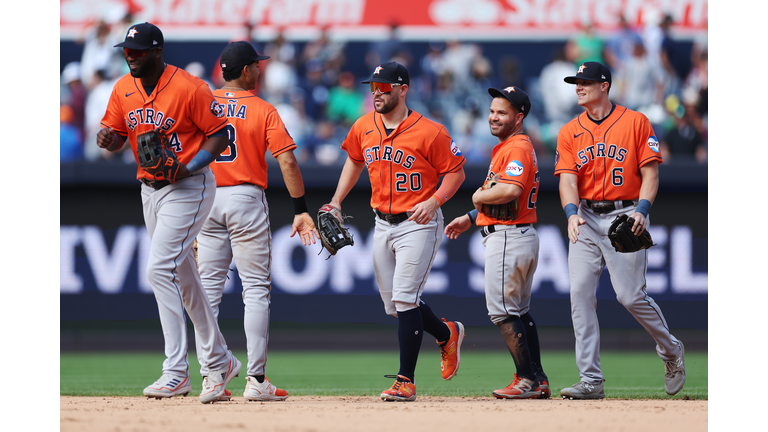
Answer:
[
  {"left": 479, "top": 173, "right": 519, "bottom": 221},
  {"left": 608, "top": 214, "right": 655, "bottom": 253},
  {"left": 136, "top": 129, "right": 180, "bottom": 182},
  {"left": 316, "top": 204, "right": 354, "bottom": 256}
]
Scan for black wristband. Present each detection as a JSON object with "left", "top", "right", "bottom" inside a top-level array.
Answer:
[{"left": 292, "top": 196, "right": 309, "bottom": 215}]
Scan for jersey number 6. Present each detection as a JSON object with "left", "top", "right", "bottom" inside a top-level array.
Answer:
[{"left": 612, "top": 167, "right": 624, "bottom": 186}]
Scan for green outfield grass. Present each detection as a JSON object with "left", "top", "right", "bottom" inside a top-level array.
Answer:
[{"left": 60, "top": 349, "right": 707, "bottom": 399}]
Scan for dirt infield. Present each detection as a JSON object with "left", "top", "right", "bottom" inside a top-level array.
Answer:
[{"left": 60, "top": 395, "right": 707, "bottom": 432}]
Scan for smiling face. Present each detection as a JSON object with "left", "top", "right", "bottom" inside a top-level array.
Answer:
[
  {"left": 574, "top": 78, "right": 608, "bottom": 107},
  {"left": 124, "top": 48, "right": 162, "bottom": 78},
  {"left": 488, "top": 97, "right": 522, "bottom": 140}
]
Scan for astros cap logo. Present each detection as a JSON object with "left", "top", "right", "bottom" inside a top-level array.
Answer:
[
  {"left": 374, "top": 66, "right": 383, "bottom": 75},
  {"left": 578, "top": 64, "right": 586, "bottom": 74},
  {"left": 503, "top": 86, "right": 516, "bottom": 93},
  {"left": 127, "top": 28, "right": 139, "bottom": 38}
]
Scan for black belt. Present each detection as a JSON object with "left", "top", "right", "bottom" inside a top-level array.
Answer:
[
  {"left": 375, "top": 209, "right": 409, "bottom": 225},
  {"left": 481, "top": 224, "right": 531, "bottom": 238},
  {"left": 141, "top": 178, "right": 171, "bottom": 190},
  {"left": 585, "top": 200, "right": 635, "bottom": 214}
]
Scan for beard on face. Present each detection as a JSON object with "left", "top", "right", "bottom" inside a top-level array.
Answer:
[
  {"left": 490, "top": 121, "right": 514, "bottom": 138},
  {"left": 375, "top": 93, "right": 399, "bottom": 114},
  {"left": 129, "top": 54, "right": 158, "bottom": 78}
]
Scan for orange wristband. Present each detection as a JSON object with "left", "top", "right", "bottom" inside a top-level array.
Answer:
[{"left": 432, "top": 193, "right": 445, "bottom": 206}]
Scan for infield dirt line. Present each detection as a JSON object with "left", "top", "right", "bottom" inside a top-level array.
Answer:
[{"left": 61, "top": 396, "right": 707, "bottom": 432}]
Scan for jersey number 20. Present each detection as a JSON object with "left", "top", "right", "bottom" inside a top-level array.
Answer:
[{"left": 395, "top": 172, "right": 422, "bottom": 192}]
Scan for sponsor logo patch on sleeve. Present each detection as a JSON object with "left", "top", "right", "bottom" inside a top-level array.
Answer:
[
  {"left": 450, "top": 140, "right": 462, "bottom": 157},
  {"left": 506, "top": 160, "right": 524, "bottom": 176},
  {"left": 648, "top": 135, "right": 660, "bottom": 152}
]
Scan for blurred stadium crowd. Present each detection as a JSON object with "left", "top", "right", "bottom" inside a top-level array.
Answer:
[{"left": 60, "top": 13, "right": 707, "bottom": 167}]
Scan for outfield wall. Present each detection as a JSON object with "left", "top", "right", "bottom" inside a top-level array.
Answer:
[{"left": 60, "top": 160, "right": 707, "bottom": 329}]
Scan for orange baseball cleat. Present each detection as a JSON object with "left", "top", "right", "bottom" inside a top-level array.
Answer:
[
  {"left": 381, "top": 375, "right": 417, "bottom": 402},
  {"left": 439, "top": 319, "right": 465, "bottom": 380}
]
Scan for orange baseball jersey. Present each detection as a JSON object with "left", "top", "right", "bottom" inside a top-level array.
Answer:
[
  {"left": 341, "top": 110, "right": 466, "bottom": 214},
  {"left": 554, "top": 105, "right": 662, "bottom": 201},
  {"left": 210, "top": 89, "right": 297, "bottom": 188},
  {"left": 101, "top": 65, "right": 228, "bottom": 181},
  {"left": 476, "top": 135, "right": 539, "bottom": 227}
]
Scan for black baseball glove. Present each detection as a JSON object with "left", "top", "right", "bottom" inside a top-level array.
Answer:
[
  {"left": 608, "top": 214, "right": 654, "bottom": 253},
  {"left": 479, "top": 173, "right": 519, "bottom": 221},
  {"left": 317, "top": 204, "right": 354, "bottom": 256},
  {"left": 136, "top": 129, "right": 180, "bottom": 182}
]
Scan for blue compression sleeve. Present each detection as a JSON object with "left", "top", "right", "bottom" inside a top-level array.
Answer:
[
  {"left": 636, "top": 199, "right": 651, "bottom": 218},
  {"left": 466, "top": 209, "right": 479, "bottom": 225},
  {"left": 564, "top": 203, "right": 578, "bottom": 220},
  {"left": 186, "top": 149, "right": 215, "bottom": 174}
]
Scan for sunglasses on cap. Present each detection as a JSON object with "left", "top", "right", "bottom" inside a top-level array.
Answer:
[
  {"left": 123, "top": 48, "right": 153, "bottom": 58},
  {"left": 370, "top": 82, "right": 402, "bottom": 94}
]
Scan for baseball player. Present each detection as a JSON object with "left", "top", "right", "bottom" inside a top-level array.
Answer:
[
  {"left": 445, "top": 87, "right": 549, "bottom": 399},
  {"left": 325, "top": 62, "right": 467, "bottom": 402},
  {"left": 97, "top": 22, "right": 241, "bottom": 404},
  {"left": 193, "top": 41, "right": 318, "bottom": 402},
  {"left": 555, "top": 61, "right": 686, "bottom": 399}
]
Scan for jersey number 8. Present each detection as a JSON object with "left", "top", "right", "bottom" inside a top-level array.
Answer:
[{"left": 216, "top": 124, "right": 238, "bottom": 163}]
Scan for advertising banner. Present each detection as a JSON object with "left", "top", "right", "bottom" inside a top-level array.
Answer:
[
  {"left": 60, "top": 221, "right": 707, "bottom": 300},
  {"left": 60, "top": 0, "right": 708, "bottom": 41}
]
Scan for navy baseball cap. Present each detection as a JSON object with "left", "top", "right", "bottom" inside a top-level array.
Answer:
[
  {"left": 564, "top": 61, "right": 612, "bottom": 85},
  {"left": 488, "top": 86, "right": 531, "bottom": 118},
  {"left": 220, "top": 41, "right": 270, "bottom": 72},
  {"left": 114, "top": 22, "right": 164, "bottom": 50},
  {"left": 361, "top": 61, "right": 410, "bottom": 85}
]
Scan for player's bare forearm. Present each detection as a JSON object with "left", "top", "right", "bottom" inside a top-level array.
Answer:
[
  {"left": 558, "top": 173, "right": 581, "bottom": 208},
  {"left": 201, "top": 135, "right": 229, "bottom": 158},
  {"left": 473, "top": 182, "right": 522, "bottom": 205},
  {"left": 630, "top": 161, "right": 659, "bottom": 234},
  {"left": 638, "top": 161, "right": 659, "bottom": 205},
  {"left": 330, "top": 157, "right": 365, "bottom": 208},
  {"left": 445, "top": 214, "right": 471, "bottom": 239},
  {"left": 276, "top": 151, "right": 306, "bottom": 198},
  {"left": 291, "top": 213, "right": 319, "bottom": 246},
  {"left": 559, "top": 173, "right": 585, "bottom": 243}
]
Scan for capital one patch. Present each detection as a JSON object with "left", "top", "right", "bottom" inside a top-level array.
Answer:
[
  {"left": 506, "top": 160, "right": 524, "bottom": 176},
  {"left": 450, "top": 140, "right": 462, "bottom": 157},
  {"left": 648, "top": 135, "right": 660, "bottom": 153}
]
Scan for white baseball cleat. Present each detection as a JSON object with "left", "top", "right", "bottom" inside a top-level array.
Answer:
[
  {"left": 217, "top": 389, "right": 232, "bottom": 401},
  {"left": 199, "top": 353, "right": 242, "bottom": 404},
  {"left": 244, "top": 376, "right": 289, "bottom": 401},
  {"left": 664, "top": 340, "right": 686, "bottom": 395},
  {"left": 143, "top": 374, "right": 191, "bottom": 398}
]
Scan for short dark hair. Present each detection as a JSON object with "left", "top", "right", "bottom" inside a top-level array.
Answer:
[{"left": 222, "top": 65, "right": 244, "bottom": 82}]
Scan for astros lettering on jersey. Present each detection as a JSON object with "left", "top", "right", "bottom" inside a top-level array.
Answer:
[
  {"left": 211, "top": 89, "right": 297, "bottom": 188},
  {"left": 101, "top": 65, "right": 228, "bottom": 181},
  {"left": 554, "top": 105, "right": 662, "bottom": 200},
  {"left": 341, "top": 110, "right": 466, "bottom": 214},
  {"left": 476, "top": 135, "right": 540, "bottom": 227}
]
